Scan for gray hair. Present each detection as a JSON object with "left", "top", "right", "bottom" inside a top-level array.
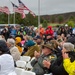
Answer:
[
  {"left": 0, "top": 35, "right": 6, "bottom": 42},
  {"left": 63, "top": 42, "right": 74, "bottom": 51},
  {"left": 7, "top": 38, "right": 15, "bottom": 46}
]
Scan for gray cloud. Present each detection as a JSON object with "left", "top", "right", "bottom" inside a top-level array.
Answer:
[{"left": 0, "top": 0, "right": 75, "bottom": 15}]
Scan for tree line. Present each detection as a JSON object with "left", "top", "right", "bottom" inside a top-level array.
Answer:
[{"left": 0, "top": 12, "right": 75, "bottom": 27}]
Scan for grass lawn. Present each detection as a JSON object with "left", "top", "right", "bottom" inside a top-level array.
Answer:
[{"left": 48, "top": 23, "right": 63, "bottom": 27}]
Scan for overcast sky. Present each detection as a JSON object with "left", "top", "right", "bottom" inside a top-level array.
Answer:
[{"left": 0, "top": 0, "right": 75, "bottom": 15}]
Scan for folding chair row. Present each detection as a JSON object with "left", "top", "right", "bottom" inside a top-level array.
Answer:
[
  {"left": 16, "top": 60, "right": 33, "bottom": 70},
  {"left": 15, "top": 67, "right": 36, "bottom": 75},
  {"left": 20, "top": 56, "right": 31, "bottom": 62}
]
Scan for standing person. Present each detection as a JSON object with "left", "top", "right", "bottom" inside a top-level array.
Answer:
[
  {"left": 68, "top": 26, "right": 73, "bottom": 36},
  {"left": 0, "top": 40, "right": 16, "bottom": 75},
  {"left": 29, "top": 26, "right": 36, "bottom": 37},
  {"left": 1, "top": 28, "right": 9, "bottom": 41},
  {"left": 39, "top": 25, "right": 45, "bottom": 38},
  {"left": 10, "top": 26, "right": 17, "bottom": 37},
  {"left": 44, "top": 26, "right": 54, "bottom": 43},
  {"left": 60, "top": 27, "right": 67, "bottom": 37},
  {"left": 45, "top": 26, "right": 54, "bottom": 36}
]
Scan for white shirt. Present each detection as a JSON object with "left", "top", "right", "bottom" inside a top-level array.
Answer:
[{"left": 0, "top": 54, "right": 16, "bottom": 75}]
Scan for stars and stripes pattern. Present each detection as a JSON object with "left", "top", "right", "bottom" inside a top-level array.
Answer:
[
  {"left": 11, "top": 2, "right": 26, "bottom": 19},
  {"left": 0, "top": 7, "right": 2, "bottom": 12},
  {"left": 18, "top": 0, "right": 36, "bottom": 17},
  {"left": 2, "top": 6, "right": 10, "bottom": 14},
  {"left": 0, "top": 6, "right": 10, "bottom": 14},
  {"left": 18, "top": 0, "right": 29, "bottom": 10}
]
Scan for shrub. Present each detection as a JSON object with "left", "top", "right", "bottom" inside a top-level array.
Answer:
[{"left": 67, "top": 21, "right": 74, "bottom": 28}]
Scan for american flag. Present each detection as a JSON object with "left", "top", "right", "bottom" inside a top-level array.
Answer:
[
  {"left": 21, "top": 12, "right": 26, "bottom": 19},
  {"left": 18, "top": 0, "right": 36, "bottom": 17},
  {"left": 11, "top": 2, "right": 26, "bottom": 19},
  {"left": 18, "top": 0, "right": 29, "bottom": 10},
  {"left": 0, "top": 6, "right": 10, "bottom": 14},
  {"left": 0, "top": 7, "right": 3, "bottom": 12},
  {"left": 29, "top": 10, "right": 36, "bottom": 17},
  {"left": 2, "top": 6, "right": 10, "bottom": 14}
]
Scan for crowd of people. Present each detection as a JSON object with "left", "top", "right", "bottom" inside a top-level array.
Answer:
[{"left": 0, "top": 24, "right": 75, "bottom": 75}]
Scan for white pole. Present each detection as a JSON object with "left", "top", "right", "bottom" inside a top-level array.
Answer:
[
  {"left": 14, "top": 12, "right": 15, "bottom": 25},
  {"left": 38, "top": 0, "right": 40, "bottom": 27},
  {"left": 8, "top": 14, "right": 10, "bottom": 25}
]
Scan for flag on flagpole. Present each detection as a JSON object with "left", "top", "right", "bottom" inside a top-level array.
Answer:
[
  {"left": 0, "top": 6, "right": 10, "bottom": 14},
  {"left": 18, "top": 0, "right": 36, "bottom": 17},
  {"left": 29, "top": 10, "right": 36, "bottom": 17},
  {"left": 11, "top": 2, "right": 23, "bottom": 13},
  {"left": 2, "top": 6, "right": 10, "bottom": 14},
  {"left": 0, "top": 7, "right": 3, "bottom": 12},
  {"left": 21, "top": 12, "right": 26, "bottom": 19},
  {"left": 11, "top": 2, "right": 26, "bottom": 19},
  {"left": 18, "top": 0, "right": 29, "bottom": 10}
]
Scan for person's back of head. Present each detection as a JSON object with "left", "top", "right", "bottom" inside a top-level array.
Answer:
[{"left": 0, "top": 40, "right": 9, "bottom": 55}]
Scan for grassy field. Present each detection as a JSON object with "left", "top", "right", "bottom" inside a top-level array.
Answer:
[{"left": 48, "top": 23, "right": 63, "bottom": 27}]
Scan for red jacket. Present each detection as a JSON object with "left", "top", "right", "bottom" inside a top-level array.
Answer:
[{"left": 45, "top": 26, "right": 54, "bottom": 36}]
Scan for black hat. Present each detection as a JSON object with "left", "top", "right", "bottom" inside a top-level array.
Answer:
[{"left": 0, "top": 40, "right": 9, "bottom": 53}]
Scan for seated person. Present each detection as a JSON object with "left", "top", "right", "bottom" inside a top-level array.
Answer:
[
  {"left": 0, "top": 40, "right": 16, "bottom": 75},
  {"left": 31, "top": 43, "right": 57, "bottom": 75},
  {"left": 7, "top": 38, "right": 20, "bottom": 62},
  {"left": 24, "top": 40, "right": 40, "bottom": 58},
  {"left": 43, "top": 42, "right": 75, "bottom": 75},
  {"left": 62, "top": 43, "right": 75, "bottom": 75}
]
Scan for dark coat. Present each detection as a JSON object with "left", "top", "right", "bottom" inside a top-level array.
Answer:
[
  {"left": 50, "top": 51, "right": 75, "bottom": 75},
  {"left": 31, "top": 54, "right": 57, "bottom": 75},
  {"left": 67, "top": 35, "right": 75, "bottom": 44}
]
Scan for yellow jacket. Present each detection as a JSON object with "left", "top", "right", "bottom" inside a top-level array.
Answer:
[
  {"left": 63, "top": 58, "right": 75, "bottom": 75},
  {"left": 16, "top": 45, "right": 22, "bottom": 54}
]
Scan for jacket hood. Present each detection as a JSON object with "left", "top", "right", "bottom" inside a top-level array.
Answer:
[
  {"left": 47, "top": 26, "right": 52, "bottom": 29},
  {"left": 26, "top": 40, "right": 35, "bottom": 47},
  {"left": 15, "top": 37, "right": 21, "bottom": 44}
]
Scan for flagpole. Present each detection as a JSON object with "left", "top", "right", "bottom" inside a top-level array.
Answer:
[
  {"left": 38, "top": 0, "right": 40, "bottom": 27},
  {"left": 8, "top": 14, "right": 10, "bottom": 25},
  {"left": 14, "top": 12, "right": 15, "bottom": 25}
]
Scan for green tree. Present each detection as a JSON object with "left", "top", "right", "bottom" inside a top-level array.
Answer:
[
  {"left": 51, "top": 16, "right": 55, "bottom": 23},
  {"left": 67, "top": 21, "right": 74, "bottom": 28},
  {"left": 43, "top": 20, "right": 48, "bottom": 27},
  {"left": 0, "top": 13, "right": 8, "bottom": 24},
  {"left": 0, "top": 12, "right": 38, "bottom": 27},
  {"left": 40, "top": 18, "right": 44, "bottom": 23},
  {"left": 69, "top": 15, "right": 75, "bottom": 21},
  {"left": 58, "top": 16, "right": 64, "bottom": 24}
]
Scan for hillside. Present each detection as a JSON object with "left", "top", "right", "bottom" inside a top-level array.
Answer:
[{"left": 41, "top": 12, "right": 75, "bottom": 23}]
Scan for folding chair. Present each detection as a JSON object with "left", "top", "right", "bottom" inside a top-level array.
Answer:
[
  {"left": 20, "top": 56, "right": 31, "bottom": 62},
  {"left": 15, "top": 67, "right": 24, "bottom": 75},
  {"left": 26, "top": 61, "right": 33, "bottom": 71},
  {"left": 21, "top": 70, "right": 36, "bottom": 75},
  {"left": 44, "top": 73, "right": 53, "bottom": 75},
  {"left": 16, "top": 60, "right": 26, "bottom": 69},
  {"left": 30, "top": 57, "right": 35, "bottom": 62}
]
